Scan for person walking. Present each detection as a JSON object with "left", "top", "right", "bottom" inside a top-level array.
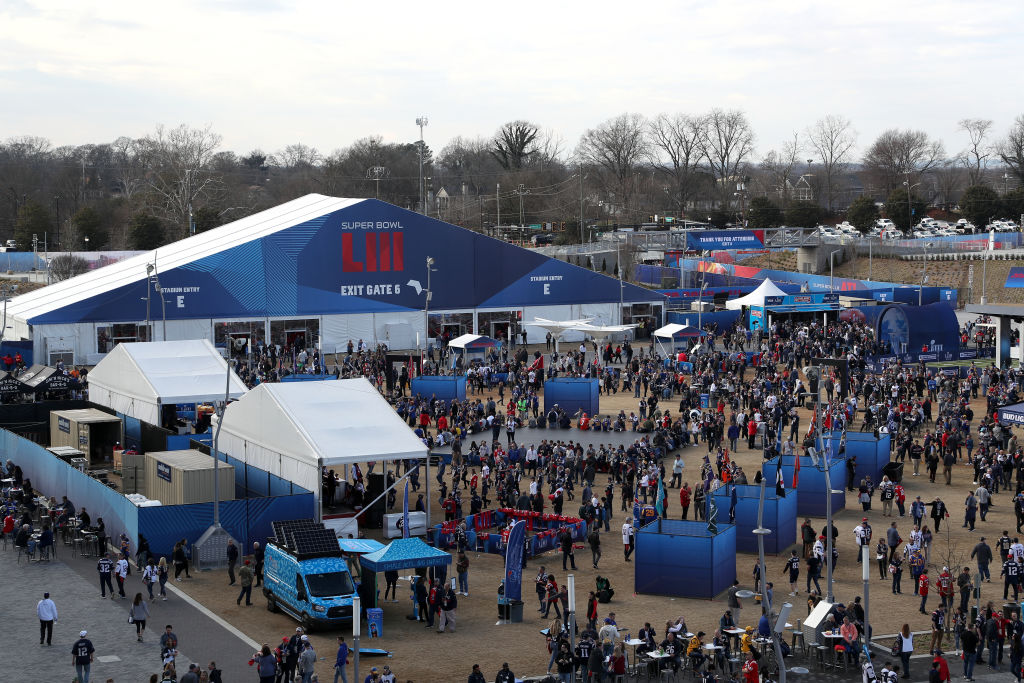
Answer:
[
  {"left": 622, "top": 519, "right": 635, "bottom": 561},
  {"left": 114, "top": 554, "right": 129, "bottom": 598},
  {"left": 237, "top": 559, "right": 254, "bottom": 606},
  {"left": 559, "top": 528, "right": 576, "bottom": 571},
  {"left": 252, "top": 541, "right": 265, "bottom": 587},
  {"left": 895, "top": 623, "right": 913, "bottom": 679},
  {"left": 438, "top": 584, "right": 458, "bottom": 633},
  {"left": 333, "top": 635, "right": 349, "bottom": 683},
  {"left": 971, "top": 537, "right": 993, "bottom": 583},
  {"left": 455, "top": 552, "right": 470, "bottom": 597},
  {"left": 782, "top": 550, "right": 800, "bottom": 596},
  {"left": 129, "top": 592, "right": 150, "bottom": 642},
  {"left": 226, "top": 539, "right": 239, "bottom": 585},
  {"left": 384, "top": 569, "right": 399, "bottom": 602},
  {"left": 142, "top": 558, "right": 158, "bottom": 600},
  {"left": 588, "top": 526, "right": 602, "bottom": 569},
  {"left": 887, "top": 522, "right": 902, "bottom": 564},
  {"left": 254, "top": 644, "right": 278, "bottom": 683},
  {"left": 961, "top": 623, "right": 979, "bottom": 681},
  {"left": 297, "top": 636, "right": 316, "bottom": 683},
  {"left": 37, "top": 591, "right": 57, "bottom": 645},
  {"left": 97, "top": 553, "right": 115, "bottom": 598},
  {"left": 157, "top": 556, "right": 169, "bottom": 601},
  {"left": 72, "top": 629, "right": 95, "bottom": 683}
]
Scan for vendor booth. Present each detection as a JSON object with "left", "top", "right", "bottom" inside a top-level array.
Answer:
[
  {"left": 724, "top": 279, "right": 788, "bottom": 310},
  {"left": 998, "top": 402, "right": 1024, "bottom": 426},
  {"left": 634, "top": 519, "right": 736, "bottom": 599},
  {"left": 711, "top": 484, "right": 798, "bottom": 554},
  {"left": 651, "top": 323, "right": 705, "bottom": 357},
  {"left": 358, "top": 537, "right": 452, "bottom": 609},
  {"left": 214, "top": 378, "right": 428, "bottom": 514},
  {"left": 19, "top": 364, "right": 78, "bottom": 397},
  {"left": 86, "top": 340, "right": 248, "bottom": 429},
  {"left": 447, "top": 333, "right": 498, "bottom": 355},
  {"left": 826, "top": 431, "right": 892, "bottom": 484}
]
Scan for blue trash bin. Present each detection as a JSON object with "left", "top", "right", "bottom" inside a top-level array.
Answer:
[
  {"left": 700, "top": 393, "right": 709, "bottom": 409},
  {"left": 366, "top": 607, "right": 383, "bottom": 638}
]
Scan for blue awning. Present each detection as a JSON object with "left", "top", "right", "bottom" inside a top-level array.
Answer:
[
  {"left": 998, "top": 402, "right": 1024, "bottom": 425},
  {"left": 358, "top": 537, "right": 452, "bottom": 572},
  {"left": 337, "top": 538, "right": 386, "bottom": 554}
]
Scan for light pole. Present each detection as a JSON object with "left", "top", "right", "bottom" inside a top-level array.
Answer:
[
  {"left": 145, "top": 263, "right": 153, "bottom": 340},
  {"left": 754, "top": 475, "right": 788, "bottom": 683},
  {"left": 516, "top": 184, "right": 530, "bottom": 226},
  {"left": 366, "top": 166, "right": 389, "bottom": 199},
  {"left": 0, "top": 283, "right": 18, "bottom": 346},
  {"left": 828, "top": 250, "right": 842, "bottom": 293},
  {"left": 902, "top": 179, "right": 920, "bottom": 235},
  {"left": 862, "top": 545, "right": 871, "bottom": 654},
  {"left": 567, "top": 574, "right": 577, "bottom": 664},
  {"left": 416, "top": 116, "right": 428, "bottom": 213},
  {"left": 919, "top": 242, "right": 933, "bottom": 306},
  {"left": 982, "top": 227, "right": 994, "bottom": 305},
  {"left": 496, "top": 183, "right": 501, "bottom": 228},
  {"left": 352, "top": 594, "right": 361, "bottom": 683}
]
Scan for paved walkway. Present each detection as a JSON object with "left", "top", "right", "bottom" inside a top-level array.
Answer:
[{"left": 0, "top": 537, "right": 258, "bottom": 682}]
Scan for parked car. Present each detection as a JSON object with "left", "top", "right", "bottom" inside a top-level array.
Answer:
[{"left": 876, "top": 218, "right": 895, "bottom": 229}]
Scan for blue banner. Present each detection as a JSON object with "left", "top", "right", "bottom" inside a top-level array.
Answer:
[
  {"left": 503, "top": 520, "right": 526, "bottom": 601},
  {"left": 686, "top": 230, "right": 764, "bottom": 251},
  {"left": 1007, "top": 267, "right": 1024, "bottom": 288}
]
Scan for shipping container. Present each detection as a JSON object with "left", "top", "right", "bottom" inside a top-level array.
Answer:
[
  {"left": 49, "top": 408, "right": 124, "bottom": 466},
  {"left": 143, "top": 449, "right": 235, "bottom": 505}
]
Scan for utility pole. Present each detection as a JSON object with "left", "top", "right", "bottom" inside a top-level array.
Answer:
[
  {"left": 496, "top": 183, "right": 501, "bottom": 228},
  {"left": 516, "top": 184, "right": 529, "bottom": 226},
  {"left": 366, "top": 166, "right": 389, "bottom": 199},
  {"left": 416, "top": 117, "right": 429, "bottom": 213},
  {"left": 579, "top": 166, "right": 585, "bottom": 244}
]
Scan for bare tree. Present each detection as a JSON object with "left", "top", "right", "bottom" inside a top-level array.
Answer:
[
  {"left": 957, "top": 118, "right": 994, "bottom": 185},
  {"left": 998, "top": 115, "right": 1024, "bottom": 184},
  {"left": 862, "top": 128, "right": 945, "bottom": 193},
  {"left": 138, "top": 124, "right": 224, "bottom": 238},
  {"left": 48, "top": 254, "right": 90, "bottom": 282},
  {"left": 932, "top": 161, "right": 967, "bottom": 209},
  {"left": 272, "top": 143, "right": 322, "bottom": 169},
  {"left": 647, "top": 113, "right": 705, "bottom": 216},
  {"left": 110, "top": 136, "right": 146, "bottom": 199},
  {"left": 700, "top": 109, "right": 755, "bottom": 206},
  {"left": 807, "top": 115, "right": 857, "bottom": 212},
  {"left": 759, "top": 132, "right": 803, "bottom": 209},
  {"left": 577, "top": 113, "right": 650, "bottom": 210},
  {"left": 490, "top": 121, "right": 540, "bottom": 170}
]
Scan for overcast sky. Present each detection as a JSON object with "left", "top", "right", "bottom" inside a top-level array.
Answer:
[{"left": 1, "top": 0, "right": 1020, "bottom": 162}]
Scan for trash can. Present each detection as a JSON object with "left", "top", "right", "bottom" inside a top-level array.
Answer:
[
  {"left": 700, "top": 393, "right": 709, "bottom": 409},
  {"left": 882, "top": 462, "right": 904, "bottom": 484},
  {"left": 497, "top": 598, "right": 524, "bottom": 623},
  {"left": 365, "top": 607, "right": 383, "bottom": 638}
]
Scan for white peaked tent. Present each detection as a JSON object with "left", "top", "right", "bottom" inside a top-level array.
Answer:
[
  {"left": 573, "top": 323, "right": 638, "bottom": 343},
  {"left": 87, "top": 340, "right": 248, "bottom": 425},
  {"left": 214, "top": 378, "right": 428, "bottom": 503},
  {"left": 725, "top": 279, "right": 788, "bottom": 310}
]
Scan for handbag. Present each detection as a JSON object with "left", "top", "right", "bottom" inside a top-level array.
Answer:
[
  {"left": 890, "top": 637, "right": 900, "bottom": 657},
  {"left": 128, "top": 614, "right": 135, "bottom": 624}
]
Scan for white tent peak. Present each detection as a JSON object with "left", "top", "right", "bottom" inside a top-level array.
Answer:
[
  {"left": 725, "top": 279, "right": 788, "bottom": 310},
  {"left": 87, "top": 339, "right": 247, "bottom": 425}
]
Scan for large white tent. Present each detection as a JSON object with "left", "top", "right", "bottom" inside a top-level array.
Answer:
[
  {"left": 87, "top": 340, "right": 248, "bottom": 425},
  {"left": 214, "top": 378, "right": 428, "bottom": 505},
  {"left": 725, "top": 279, "right": 788, "bottom": 310}
]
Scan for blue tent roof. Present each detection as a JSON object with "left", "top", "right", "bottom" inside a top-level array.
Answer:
[
  {"left": 358, "top": 537, "right": 452, "bottom": 572},
  {"left": 337, "top": 538, "right": 385, "bottom": 554}
]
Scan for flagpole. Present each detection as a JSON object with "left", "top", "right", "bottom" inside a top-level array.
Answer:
[{"left": 755, "top": 472, "right": 787, "bottom": 683}]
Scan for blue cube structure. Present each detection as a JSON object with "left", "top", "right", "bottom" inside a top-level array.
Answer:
[
  {"left": 711, "top": 484, "right": 798, "bottom": 554},
  {"left": 410, "top": 375, "right": 467, "bottom": 403},
  {"left": 634, "top": 519, "right": 736, "bottom": 599},
  {"left": 543, "top": 377, "right": 600, "bottom": 417},
  {"left": 761, "top": 455, "right": 846, "bottom": 518},
  {"left": 826, "top": 431, "right": 891, "bottom": 486}
]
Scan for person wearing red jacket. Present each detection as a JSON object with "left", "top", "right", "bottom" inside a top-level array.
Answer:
[
  {"left": 586, "top": 591, "right": 598, "bottom": 631},
  {"left": 931, "top": 650, "right": 951, "bottom": 681},
  {"left": 918, "top": 570, "right": 930, "bottom": 613},
  {"left": 679, "top": 484, "right": 691, "bottom": 520},
  {"left": 741, "top": 651, "right": 759, "bottom": 682}
]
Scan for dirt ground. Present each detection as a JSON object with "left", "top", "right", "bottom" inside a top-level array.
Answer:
[{"left": 172, "top": 370, "right": 1020, "bottom": 682}]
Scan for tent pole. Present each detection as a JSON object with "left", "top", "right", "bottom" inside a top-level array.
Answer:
[{"left": 426, "top": 455, "right": 432, "bottom": 543}]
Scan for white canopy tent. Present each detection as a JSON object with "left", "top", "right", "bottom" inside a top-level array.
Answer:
[
  {"left": 574, "top": 323, "right": 638, "bottom": 343},
  {"left": 652, "top": 323, "right": 706, "bottom": 357},
  {"left": 447, "top": 333, "right": 498, "bottom": 350},
  {"left": 214, "top": 378, "right": 428, "bottom": 513},
  {"left": 526, "top": 317, "right": 594, "bottom": 351},
  {"left": 87, "top": 340, "right": 248, "bottom": 425},
  {"left": 725, "top": 279, "right": 788, "bottom": 310}
]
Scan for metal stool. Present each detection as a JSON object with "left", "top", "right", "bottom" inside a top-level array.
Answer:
[
  {"left": 812, "top": 644, "right": 828, "bottom": 671},
  {"left": 789, "top": 629, "right": 806, "bottom": 657},
  {"left": 71, "top": 536, "right": 85, "bottom": 557},
  {"left": 832, "top": 644, "right": 848, "bottom": 672}
]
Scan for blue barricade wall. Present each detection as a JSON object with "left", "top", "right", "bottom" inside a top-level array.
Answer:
[
  {"left": 762, "top": 455, "right": 846, "bottom": 517},
  {"left": 544, "top": 378, "right": 599, "bottom": 417},
  {"left": 0, "top": 340, "right": 33, "bottom": 366},
  {"left": 826, "top": 431, "right": 891, "bottom": 486},
  {"left": 410, "top": 375, "right": 467, "bottom": 403},
  {"left": 711, "top": 484, "right": 797, "bottom": 554},
  {"left": 138, "top": 492, "right": 315, "bottom": 558},
  {"left": 634, "top": 519, "right": 736, "bottom": 599},
  {"left": 665, "top": 310, "right": 742, "bottom": 334},
  {"left": 2, "top": 429, "right": 138, "bottom": 547}
]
